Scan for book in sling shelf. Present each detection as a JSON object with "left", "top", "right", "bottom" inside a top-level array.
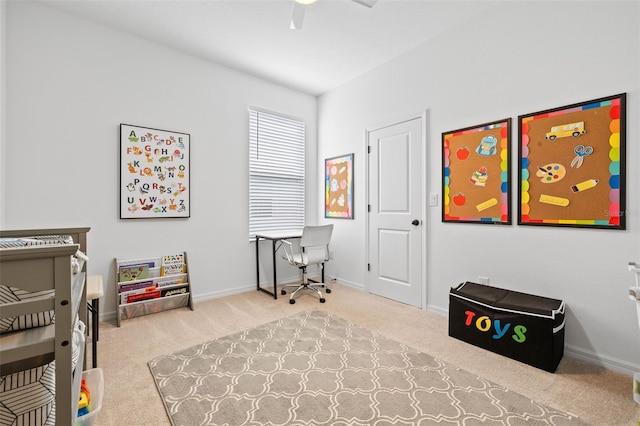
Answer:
[{"left": 161, "top": 253, "right": 185, "bottom": 276}]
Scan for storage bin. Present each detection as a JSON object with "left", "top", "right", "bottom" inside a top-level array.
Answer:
[
  {"left": 75, "top": 368, "right": 104, "bottom": 426},
  {"left": 449, "top": 281, "right": 565, "bottom": 372}
]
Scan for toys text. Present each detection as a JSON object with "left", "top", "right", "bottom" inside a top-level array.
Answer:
[{"left": 464, "top": 310, "right": 527, "bottom": 343}]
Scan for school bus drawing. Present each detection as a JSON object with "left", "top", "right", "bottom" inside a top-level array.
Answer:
[{"left": 545, "top": 121, "right": 585, "bottom": 140}]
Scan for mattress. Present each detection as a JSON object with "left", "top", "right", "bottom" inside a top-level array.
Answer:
[{"left": 0, "top": 235, "right": 74, "bottom": 249}]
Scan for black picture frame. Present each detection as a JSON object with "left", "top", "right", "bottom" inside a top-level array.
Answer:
[
  {"left": 120, "top": 124, "right": 190, "bottom": 219},
  {"left": 517, "top": 93, "right": 626, "bottom": 229},
  {"left": 442, "top": 119, "right": 511, "bottom": 225}
]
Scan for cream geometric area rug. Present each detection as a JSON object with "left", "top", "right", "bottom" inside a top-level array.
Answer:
[{"left": 148, "top": 310, "right": 587, "bottom": 426}]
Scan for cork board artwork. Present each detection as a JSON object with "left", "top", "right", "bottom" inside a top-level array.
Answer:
[
  {"left": 518, "top": 93, "right": 626, "bottom": 229},
  {"left": 442, "top": 119, "right": 511, "bottom": 224}
]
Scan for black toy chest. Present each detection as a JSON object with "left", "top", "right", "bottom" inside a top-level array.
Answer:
[{"left": 449, "top": 281, "right": 565, "bottom": 372}]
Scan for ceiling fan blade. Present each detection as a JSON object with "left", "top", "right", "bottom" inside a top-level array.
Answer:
[
  {"left": 352, "top": 0, "right": 378, "bottom": 7},
  {"left": 289, "top": 2, "right": 306, "bottom": 30}
]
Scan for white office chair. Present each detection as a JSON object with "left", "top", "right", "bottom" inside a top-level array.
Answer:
[{"left": 281, "top": 224, "right": 334, "bottom": 304}]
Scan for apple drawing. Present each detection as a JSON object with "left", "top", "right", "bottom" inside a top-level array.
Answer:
[
  {"left": 456, "top": 146, "right": 470, "bottom": 160},
  {"left": 453, "top": 192, "right": 466, "bottom": 206}
]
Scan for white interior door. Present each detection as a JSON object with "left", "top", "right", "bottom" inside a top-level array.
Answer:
[{"left": 368, "top": 117, "right": 423, "bottom": 308}]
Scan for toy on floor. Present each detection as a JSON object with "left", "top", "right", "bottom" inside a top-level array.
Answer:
[{"left": 77, "top": 377, "right": 91, "bottom": 417}]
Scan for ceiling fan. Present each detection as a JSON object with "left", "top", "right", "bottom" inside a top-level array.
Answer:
[{"left": 290, "top": 0, "right": 378, "bottom": 30}]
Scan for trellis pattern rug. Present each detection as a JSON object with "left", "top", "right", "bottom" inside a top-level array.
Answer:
[{"left": 148, "top": 310, "right": 587, "bottom": 426}]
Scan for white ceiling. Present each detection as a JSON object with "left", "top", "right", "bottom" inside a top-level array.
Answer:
[{"left": 40, "top": 0, "right": 498, "bottom": 96}]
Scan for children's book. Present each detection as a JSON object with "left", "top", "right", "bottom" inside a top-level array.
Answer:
[
  {"left": 120, "top": 284, "right": 157, "bottom": 304},
  {"left": 161, "top": 285, "right": 189, "bottom": 298},
  {"left": 127, "top": 289, "right": 161, "bottom": 303},
  {"left": 160, "top": 253, "right": 185, "bottom": 276},
  {"left": 156, "top": 278, "right": 184, "bottom": 288},
  {"left": 119, "top": 280, "right": 155, "bottom": 293},
  {"left": 119, "top": 264, "right": 151, "bottom": 282}
]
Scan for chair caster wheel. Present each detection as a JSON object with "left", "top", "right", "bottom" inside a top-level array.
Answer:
[
  {"left": 281, "top": 290, "right": 287, "bottom": 295},
  {"left": 326, "top": 288, "right": 332, "bottom": 293},
  {"left": 289, "top": 299, "right": 295, "bottom": 304},
  {"left": 320, "top": 298, "right": 326, "bottom": 303}
]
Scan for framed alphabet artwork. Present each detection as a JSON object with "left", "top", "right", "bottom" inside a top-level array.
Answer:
[
  {"left": 325, "top": 153, "right": 354, "bottom": 219},
  {"left": 518, "top": 93, "right": 626, "bottom": 229},
  {"left": 442, "top": 119, "right": 511, "bottom": 224},
  {"left": 120, "top": 124, "right": 190, "bottom": 219}
]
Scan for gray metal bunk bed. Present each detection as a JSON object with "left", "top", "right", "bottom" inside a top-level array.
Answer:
[{"left": 0, "top": 227, "right": 90, "bottom": 425}]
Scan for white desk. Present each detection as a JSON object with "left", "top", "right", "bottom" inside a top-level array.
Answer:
[{"left": 255, "top": 230, "right": 303, "bottom": 299}]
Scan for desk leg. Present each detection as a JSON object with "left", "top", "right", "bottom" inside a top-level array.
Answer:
[
  {"left": 256, "top": 237, "right": 278, "bottom": 299},
  {"left": 271, "top": 240, "right": 278, "bottom": 299},
  {"left": 256, "top": 236, "right": 260, "bottom": 292}
]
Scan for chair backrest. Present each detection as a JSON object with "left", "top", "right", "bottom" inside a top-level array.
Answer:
[{"left": 300, "top": 224, "right": 333, "bottom": 265}]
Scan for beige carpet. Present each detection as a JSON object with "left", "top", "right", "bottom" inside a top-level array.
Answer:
[
  {"left": 149, "top": 310, "right": 587, "bottom": 425},
  {"left": 91, "top": 283, "right": 640, "bottom": 425}
]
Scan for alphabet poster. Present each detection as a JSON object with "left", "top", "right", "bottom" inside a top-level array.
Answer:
[{"left": 120, "top": 124, "right": 190, "bottom": 219}]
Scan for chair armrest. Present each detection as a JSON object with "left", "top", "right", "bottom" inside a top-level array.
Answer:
[{"left": 281, "top": 240, "right": 295, "bottom": 264}]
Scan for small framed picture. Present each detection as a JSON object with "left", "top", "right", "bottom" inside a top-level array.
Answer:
[{"left": 325, "top": 153, "right": 354, "bottom": 219}]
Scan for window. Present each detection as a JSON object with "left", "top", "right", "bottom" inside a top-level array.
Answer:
[{"left": 249, "top": 107, "right": 305, "bottom": 238}]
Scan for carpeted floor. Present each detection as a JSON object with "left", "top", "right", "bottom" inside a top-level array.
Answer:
[
  {"left": 92, "top": 283, "right": 640, "bottom": 425},
  {"left": 149, "top": 310, "right": 588, "bottom": 425}
]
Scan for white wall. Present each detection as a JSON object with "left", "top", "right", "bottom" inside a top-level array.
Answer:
[
  {"left": 1, "top": 0, "right": 6, "bottom": 227},
  {"left": 318, "top": 1, "right": 640, "bottom": 373},
  {"left": 4, "top": 0, "right": 640, "bottom": 375},
  {"left": 3, "top": 2, "right": 317, "bottom": 313}
]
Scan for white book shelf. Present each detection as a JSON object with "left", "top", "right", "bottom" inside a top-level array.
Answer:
[{"left": 115, "top": 252, "right": 193, "bottom": 327}]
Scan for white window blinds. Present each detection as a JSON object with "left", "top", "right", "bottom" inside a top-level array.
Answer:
[{"left": 249, "top": 108, "right": 305, "bottom": 238}]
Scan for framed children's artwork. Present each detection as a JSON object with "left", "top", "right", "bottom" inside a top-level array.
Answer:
[
  {"left": 119, "top": 124, "right": 190, "bottom": 219},
  {"left": 518, "top": 93, "right": 626, "bottom": 229},
  {"left": 325, "top": 153, "right": 354, "bottom": 219},
  {"left": 442, "top": 118, "right": 511, "bottom": 224}
]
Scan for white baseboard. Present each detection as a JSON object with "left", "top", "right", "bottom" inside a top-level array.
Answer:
[
  {"left": 101, "top": 282, "right": 639, "bottom": 376},
  {"left": 193, "top": 284, "right": 256, "bottom": 302},
  {"left": 426, "top": 304, "right": 448, "bottom": 317},
  {"left": 326, "top": 276, "right": 364, "bottom": 290},
  {"left": 564, "top": 344, "right": 640, "bottom": 376}
]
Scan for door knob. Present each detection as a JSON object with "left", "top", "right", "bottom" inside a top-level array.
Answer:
[{"left": 411, "top": 219, "right": 420, "bottom": 226}]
